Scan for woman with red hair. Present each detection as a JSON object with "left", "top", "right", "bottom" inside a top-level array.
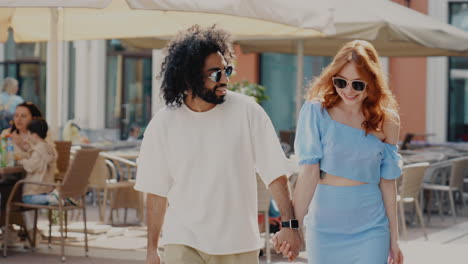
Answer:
[{"left": 275, "top": 40, "right": 404, "bottom": 264}]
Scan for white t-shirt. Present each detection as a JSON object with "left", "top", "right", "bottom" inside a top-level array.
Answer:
[{"left": 134, "top": 91, "right": 290, "bottom": 255}]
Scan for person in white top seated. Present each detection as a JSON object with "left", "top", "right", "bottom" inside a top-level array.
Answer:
[
  {"left": 126, "top": 124, "right": 141, "bottom": 142},
  {"left": 134, "top": 25, "right": 301, "bottom": 264},
  {"left": 0, "top": 77, "right": 24, "bottom": 131}
]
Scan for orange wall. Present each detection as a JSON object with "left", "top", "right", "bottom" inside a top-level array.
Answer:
[
  {"left": 389, "top": 0, "right": 428, "bottom": 140},
  {"left": 230, "top": 45, "right": 259, "bottom": 84}
]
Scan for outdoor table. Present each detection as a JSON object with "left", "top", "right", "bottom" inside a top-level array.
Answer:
[
  {"left": 0, "top": 166, "right": 25, "bottom": 179},
  {"left": 103, "top": 150, "right": 139, "bottom": 160},
  {"left": 401, "top": 152, "right": 446, "bottom": 165}
]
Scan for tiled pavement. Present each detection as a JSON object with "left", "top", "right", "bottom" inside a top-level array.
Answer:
[{"left": 2, "top": 205, "right": 468, "bottom": 263}]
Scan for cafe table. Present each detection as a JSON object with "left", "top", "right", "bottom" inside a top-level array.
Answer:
[{"left": 0, "top": 165, "right": 26, "bottom": 227}]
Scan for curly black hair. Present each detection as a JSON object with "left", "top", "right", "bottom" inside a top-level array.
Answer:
[{"left": 159, "top": 25, "right": 234, "bottom": 107}]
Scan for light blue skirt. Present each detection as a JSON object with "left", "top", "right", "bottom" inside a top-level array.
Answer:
[{"left": 305, "top": 183, "right": 390, "bottom": 264}]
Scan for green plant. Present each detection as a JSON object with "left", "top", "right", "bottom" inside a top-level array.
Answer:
[{"left": 228, "top": 81, "right": 269, "bottom": 104}]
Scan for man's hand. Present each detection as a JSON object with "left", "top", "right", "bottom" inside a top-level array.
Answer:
[
  {"left": 146, "top": 250, "right": 160, "bottom": 264},
  {"left": 272, "top": 228, "right": 302, "bottom": 261}
]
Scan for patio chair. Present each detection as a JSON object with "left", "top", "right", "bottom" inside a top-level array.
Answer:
[
  {"left": 397, "top": 162, "right": 429, "bottom": 240},
  {"left": 88, "top": 154, "right": 139, "bottom": 224},
  {"left": 101, "top": 153, "right": 142, "bottom": 223},
  {"left": 421, "top": 160, "right": 451, "bottom": 222},
  {"left": 423, "top": 157, "right": 468, "bottom": 223},
  {"left": 257, "top": 174, "right": 272, "bottom": 264},
  {"left": 54, "top": 141, "right": 72, "bottom": 182},
  {"left": 3, "top": 148, "right": 100, "bottom": 262}
]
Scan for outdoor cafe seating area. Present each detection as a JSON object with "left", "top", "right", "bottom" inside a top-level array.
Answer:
[
  {"left": 0, "top": 134, "right": 467, "bottom": 262},
  {"left": 0, "top": 139, "right": 143, "bottom": 261}
]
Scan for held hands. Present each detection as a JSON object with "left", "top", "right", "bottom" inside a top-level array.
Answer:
[{"left": 271, "top": 228, "right": 302, "bottom": 261}]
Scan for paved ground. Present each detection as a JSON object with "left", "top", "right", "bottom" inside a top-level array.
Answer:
[{"left": 2, "top": 202, "right": 468, "bottom": 263}]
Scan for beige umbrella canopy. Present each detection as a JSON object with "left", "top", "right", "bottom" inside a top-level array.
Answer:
[
  {"left": 127, "top": 0, "right": 335, "bottom": 33},
  {"left": 0, "top": 0, "right": 334, "bottom": 135},
  {"left": 0, "top": 0, "right": 334, "bottom": 42},
  {"left": 124, "top": 0, "right": 468, "bottom": 57},
  {"left": 239, "top": 0, "right": 468, "bottom": 57},
  {"left": 122, "top": 0, "right": 468, "bottom": 119}
]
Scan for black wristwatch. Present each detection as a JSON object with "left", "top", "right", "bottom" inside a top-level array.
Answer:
[{"left": 281, "top": 219, "right": 299, "bottom": 229}]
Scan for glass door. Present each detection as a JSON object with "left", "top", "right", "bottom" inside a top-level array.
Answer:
[
  {"left": 106, "top": 51, "right": 152, "bottom": 140},
  {"left": 121, "top": 56, "right": 152, "bottom": 140},
  {"left": 448, "top": 3, "right": 468, "bottom": 141}
]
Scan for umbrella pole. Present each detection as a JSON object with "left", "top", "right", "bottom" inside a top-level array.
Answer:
[
  {"left": 295, "top": 40, "right": 304, "bottom": 122},
  {"left": 46, "top": 8, "right": 60, "bottom": 138}
]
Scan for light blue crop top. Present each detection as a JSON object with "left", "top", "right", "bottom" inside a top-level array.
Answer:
[{"left": 294, "top": 101, "right": 403, "bottom": 183}]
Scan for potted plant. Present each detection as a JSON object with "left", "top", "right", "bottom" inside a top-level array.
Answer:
[{"left": 228, "top": 80, "right": 269, "bottom": 104}]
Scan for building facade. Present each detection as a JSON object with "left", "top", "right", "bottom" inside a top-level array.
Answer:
[{"left": 0, "top": 0, "right": 466, "bottom": 144}]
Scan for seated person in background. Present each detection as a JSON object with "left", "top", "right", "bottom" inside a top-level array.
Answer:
[
  {"left": 62, "top": 119, "right": 90, "bottom": 145},
  {"left": 1, "top": 102, "right": 52, "bottom": 161},
  {"left": 127, "top": 124, "right": 141, "bottom": 142},
  {"left": 17, "top": 118, "right": 57, "bottom": 205},
  {"left": 0, "top": 77, "right": 24, "bottom": 132}
]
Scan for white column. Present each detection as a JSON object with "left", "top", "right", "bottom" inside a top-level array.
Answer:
[
  {"left": 88, "top": 40, "right": 106, "bottom": 129},
  {"left": 379, "top": 57, "right": 389, "bottom": 76},
  {"left": 73, "top": 40, "right": 90, "bottom": 128},
  {"left": 46, "top": 8, "right": 61, "bottom": 139},
  {"left": 427, "top": 0, "right": 449, "bottom": 143},
  {"left": 152, "top": 49, "right": 164, "bottom": 115},
  {"left": 60, "top": 42, "right": 69, "bottom": 129}
]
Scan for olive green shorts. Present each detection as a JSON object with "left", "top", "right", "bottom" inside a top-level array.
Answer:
[{"left": 163, "top": 244, "right": 259, "bottom": 264}]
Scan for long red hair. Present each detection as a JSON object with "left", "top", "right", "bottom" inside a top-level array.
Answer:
[{"left": 306, "top": 40, "right": 399, "bottom": 134}]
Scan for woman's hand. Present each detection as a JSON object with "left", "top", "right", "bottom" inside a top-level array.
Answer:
[
  {"left": 271, "top": 231, "right": 300, "bottom": 261},
  {"left": 388, "top": 242, "right": 404, "bottom": 264},
  {"left": 11, "top": 133, "right": 31, "bottom": 152}
]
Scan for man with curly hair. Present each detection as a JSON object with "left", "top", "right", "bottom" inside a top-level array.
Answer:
[{"left": 135, "top": 25, "right": 301, "bottom": 264}]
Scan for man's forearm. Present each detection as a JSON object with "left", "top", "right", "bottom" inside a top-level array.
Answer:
[
  {"left": 268, "top": 176, "right": 294, "bottom": 220},
  {"left": 147, "top": 193, "right": 168, "bottom": 251}
]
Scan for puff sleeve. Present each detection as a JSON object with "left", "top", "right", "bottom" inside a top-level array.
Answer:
[
  {"left": 294, "top": 102, "right": 323, "bottom": 165},
  {"left": 380, "top": 144, "right": 403, "bottom": 180}
]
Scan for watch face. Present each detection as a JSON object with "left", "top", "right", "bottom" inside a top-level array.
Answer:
[{"left": 290, "top": 219, "right": 299, "bottom": 229}]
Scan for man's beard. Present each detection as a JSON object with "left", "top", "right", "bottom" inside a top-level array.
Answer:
[{"left": 195, "top": 85, "right": 226, "bottom": 104}]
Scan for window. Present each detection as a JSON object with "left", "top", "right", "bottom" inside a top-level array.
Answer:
[
  {"left": 105, "top": 40, "right": 152, "bottom": 139},
  {"left": 448, "top": 2, "right": 468, "bottom": 141},
  {"left": 1, "top": 31, "right": 47, "bottom": 115},
  {"left": 260, "top": 53, "right": 331, "bottom": 132}
]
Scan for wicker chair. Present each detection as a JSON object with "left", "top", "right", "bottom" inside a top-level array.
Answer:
[
  {"left": 88, "top": 154, "right": 139, "bottom": 224},
  {"left": 423, "top": 157, "right": 468, "bottom": 223},
  {"left": 54, "top": 141, "right": 72, "bottom": 182},
  {"left": 3, "top": 148, "right": 100, "bottom": 262},
  {"left": 397, "top": 162, "right": 429, "bottom": 240}
]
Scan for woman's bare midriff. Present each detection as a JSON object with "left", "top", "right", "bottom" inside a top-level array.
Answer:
[{"left": 319, "top": 173, "right": 367, "bottom": 186}]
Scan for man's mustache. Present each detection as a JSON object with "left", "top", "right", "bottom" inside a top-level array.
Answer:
[{"left": 215, "top": 84, "right": 227, "bottom": 89}]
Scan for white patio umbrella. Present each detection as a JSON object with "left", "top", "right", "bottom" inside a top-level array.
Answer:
[
  {"left": 0, "top": 0, "right": 334, "bottom": 136},
  {"left": 238, "top": 0, "right": 468, "bottom": 57},
  {"left": 122, "top": 0, "right": 468, "bottom": 120},
  {"left": 0, "top": 0, "right": 335, "bottom": 42}
]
